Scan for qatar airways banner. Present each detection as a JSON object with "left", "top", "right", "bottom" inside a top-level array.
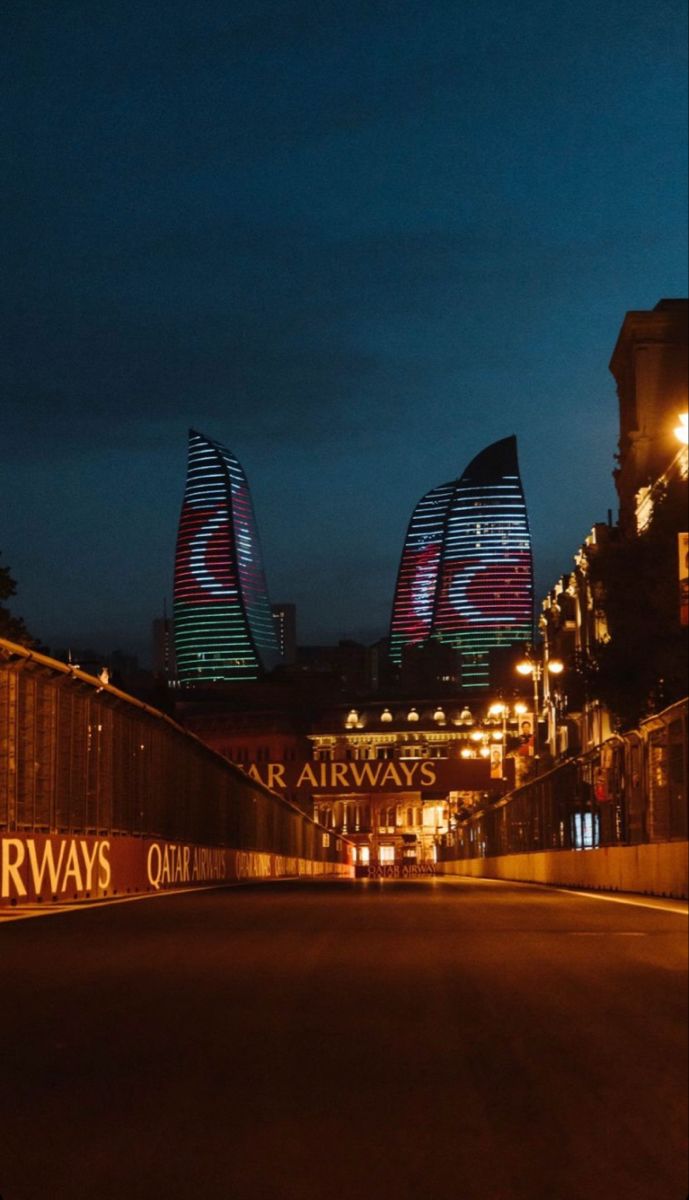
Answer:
[
  {"left": 242, "top": 756, "right": 513, "bottom": 794},
  {"left": 0, "top": 834, "right": 351, "bottom": 907}
]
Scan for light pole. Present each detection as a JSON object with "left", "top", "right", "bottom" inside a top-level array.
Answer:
[{"left": 515, "top": 650, "right": 563, "bottom": 758}]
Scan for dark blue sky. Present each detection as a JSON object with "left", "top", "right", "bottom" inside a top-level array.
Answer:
[{"left": 2, "top": 0, "right": 687, "bottom": 661}]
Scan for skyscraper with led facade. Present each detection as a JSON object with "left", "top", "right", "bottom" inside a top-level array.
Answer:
[
  {"left": 173, "top": 430, "right": 281, "bottom": 683},
  {"left": 389, "top": 436, "right": 533, "bottom": 688}
]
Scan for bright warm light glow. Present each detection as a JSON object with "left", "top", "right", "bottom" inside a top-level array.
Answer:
[
  {"left": 675, "top": 413, "right": 688, "bottom": 445},
  {"left": 470, "top": 731, "right": 483, "bottom": 742},
  {"left": 491, "top": 731, "right": 503, "bottom": 741},
  {"left": 346, "top": 709, "right": 359, "bottom": 727},
  {"left": 459, "top": 707, "right": 474, "bottom": 725},
  {"left": 460, "top": 748, "right": 473, "bottom": 759},
  {"left": 433, "top": 706, "right": 446, "bottom": 722},
  {"left": 479, "top": 746, "right": 491, "bottom": 758},
  {"left": 380, "top": 708, "right": 393, "bottom": 722},
  {"left": 516, "top": 660, "right": 533, "bottom": 676},
  {"left": 489, "top": 702, "right": 507, "bottom": 716},
  {"left": 407, "top": 707, "right": 419, "bottom": 722},
  {"left": 514, "top": 702, "right": 528, "bottom": 715},
  {"left": 547, "top": 659, "right": 564, "bottom": 674}
]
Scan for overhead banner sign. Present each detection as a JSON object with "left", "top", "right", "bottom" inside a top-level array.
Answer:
[{"left": 243, "top": 756, "right": 513, "bottom": 794}]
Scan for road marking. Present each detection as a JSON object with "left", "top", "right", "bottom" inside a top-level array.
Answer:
[
  {"left": 438, "top": 874, "right": 688, "bottom": 915},
  {"left": 550, "top": 887, "right": 688, "bottom": 915},
  {"left": 0, "top": 876, "right": 326, "bottom": 924},
  {"left": 0, "top": 884, "right": 239, "bottom": 923}
]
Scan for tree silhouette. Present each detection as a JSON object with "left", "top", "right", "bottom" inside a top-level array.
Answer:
[{"left": 0, "top": 553, "right": 33, "bottom": 646}]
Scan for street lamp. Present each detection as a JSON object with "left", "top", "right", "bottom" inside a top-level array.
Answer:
[
  {"left": 515, "top": 650, "right": 564, "bottom": 756},
  {"left": 488, "top": 701, "right": 508, "bottom": 744}
]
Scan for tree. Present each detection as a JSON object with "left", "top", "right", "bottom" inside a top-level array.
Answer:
[
  {"left": 585, "top": 478, "right": 688, "bottom": 728},
  {"left": 0, "top": 553, "right": 33, "bottom": 646}
]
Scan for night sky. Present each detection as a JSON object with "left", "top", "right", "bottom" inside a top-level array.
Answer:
[{"left": 2, "top": 0, "right": 687, "bottom": 662}]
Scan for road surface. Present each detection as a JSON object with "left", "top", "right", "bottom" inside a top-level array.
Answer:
[{"left": 1, "top": 878, "right": 687, "bottom": 1200}]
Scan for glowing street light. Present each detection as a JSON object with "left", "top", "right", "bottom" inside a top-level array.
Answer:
[
  {"left": 488, "top": 700, "right": 508, "bottom": 744},
  {"left": 515, "top": 649, "right": 564, "bottom": 756},
  {"left": 675, "top": 413, "right": 688, "bottom": 445}
]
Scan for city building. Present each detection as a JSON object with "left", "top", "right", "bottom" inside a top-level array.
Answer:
[
  {"left": 539, "top": 298, "right": 688, "bottom": 757},
  {"left": 390, "top": 436, "right": 534, "bottom": 690},
  {"left": 181, "top": 691, "right": 530, "bottom": 873},
  {"left": 540, "top": 523, "right": 617, "bottom": 757},
  {"left": 173, "top": 429, "right": 281, "bottom": 684},
  {"left": 152, "top": 613, "right": 177, "bottom": 683},
  {"left": 271, "top": 603, "right": 297, "bottom": 665},
  {"left": 610, "top": 299, "right": 688, "bottom": 536}
]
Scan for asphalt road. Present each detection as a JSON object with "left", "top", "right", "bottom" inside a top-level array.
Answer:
[{"left": 0, "top": 878, "right": 687, "bottom": 1200}]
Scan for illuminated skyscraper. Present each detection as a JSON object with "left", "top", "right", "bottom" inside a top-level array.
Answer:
[
  {"left": 389, "top": 436, "right": 533, "bottom": 688},
  {"left": 173, "top": 430, "right": 281, "bottom": 683}
]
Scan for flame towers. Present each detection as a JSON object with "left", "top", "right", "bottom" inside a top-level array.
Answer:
[
  {"left": 173, "top": 430, "right": 280, "bottom": 683},
  {"left": 390, "top": 436, "right": 533, "bottom": 688}
]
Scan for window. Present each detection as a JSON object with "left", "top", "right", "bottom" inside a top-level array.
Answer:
[
  {"left": 571, "top": 812, "right": 600, "bottom": 849},
  {"left": 399, "top": 744, "right": 422, "bottom": 759},
  {"left": 379, "top": 845, "right": 395, "bottom": 863}
]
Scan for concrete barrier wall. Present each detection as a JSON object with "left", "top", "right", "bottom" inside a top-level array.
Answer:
[
  {"left": 0, "top": 833, "right": 353, "bottom": 908},
  {"left": 438, "top": 841, "right": 689, "bottom": 899}
]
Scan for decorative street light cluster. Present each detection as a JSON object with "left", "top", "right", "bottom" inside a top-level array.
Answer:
[
  {"left": 488, "top": 699, "right": 529, "bottom": 744},
  {"left": 515, "top": 648, "right": 564, "bottom": 756}
]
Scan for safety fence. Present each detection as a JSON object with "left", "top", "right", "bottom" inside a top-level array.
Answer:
[
  {"left": 440, "top": 698, "right": 688, "bottom": 862},
  {"left": 0, "top": 638, "right": 352, "bottom": 905}
]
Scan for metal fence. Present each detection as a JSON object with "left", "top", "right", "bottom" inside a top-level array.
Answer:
[
  {"left": 440, "top": 698, "right": 688, "bottom": 861},
  {"left": 0, "top": 638, "right": 348, "bottom": 868}
]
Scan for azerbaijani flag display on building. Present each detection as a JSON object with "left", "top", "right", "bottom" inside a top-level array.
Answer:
[
  {"left": 389, "top": 436, "right": 534, "bottom": 688},
  {"left": 173, "top": 430, "right": 280, "bottom": 683}
]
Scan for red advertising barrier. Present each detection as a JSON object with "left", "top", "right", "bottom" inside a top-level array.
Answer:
[{"left": 0, "top": 833, "right": 353, "bottom": 907}]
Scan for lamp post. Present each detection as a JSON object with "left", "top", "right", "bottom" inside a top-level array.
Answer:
[
  {"left": 488, "top": 701, "right": 507, "bottom": 741},
  {"left": 515, "top": 650, "right": 563, "bottom": 757}
]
